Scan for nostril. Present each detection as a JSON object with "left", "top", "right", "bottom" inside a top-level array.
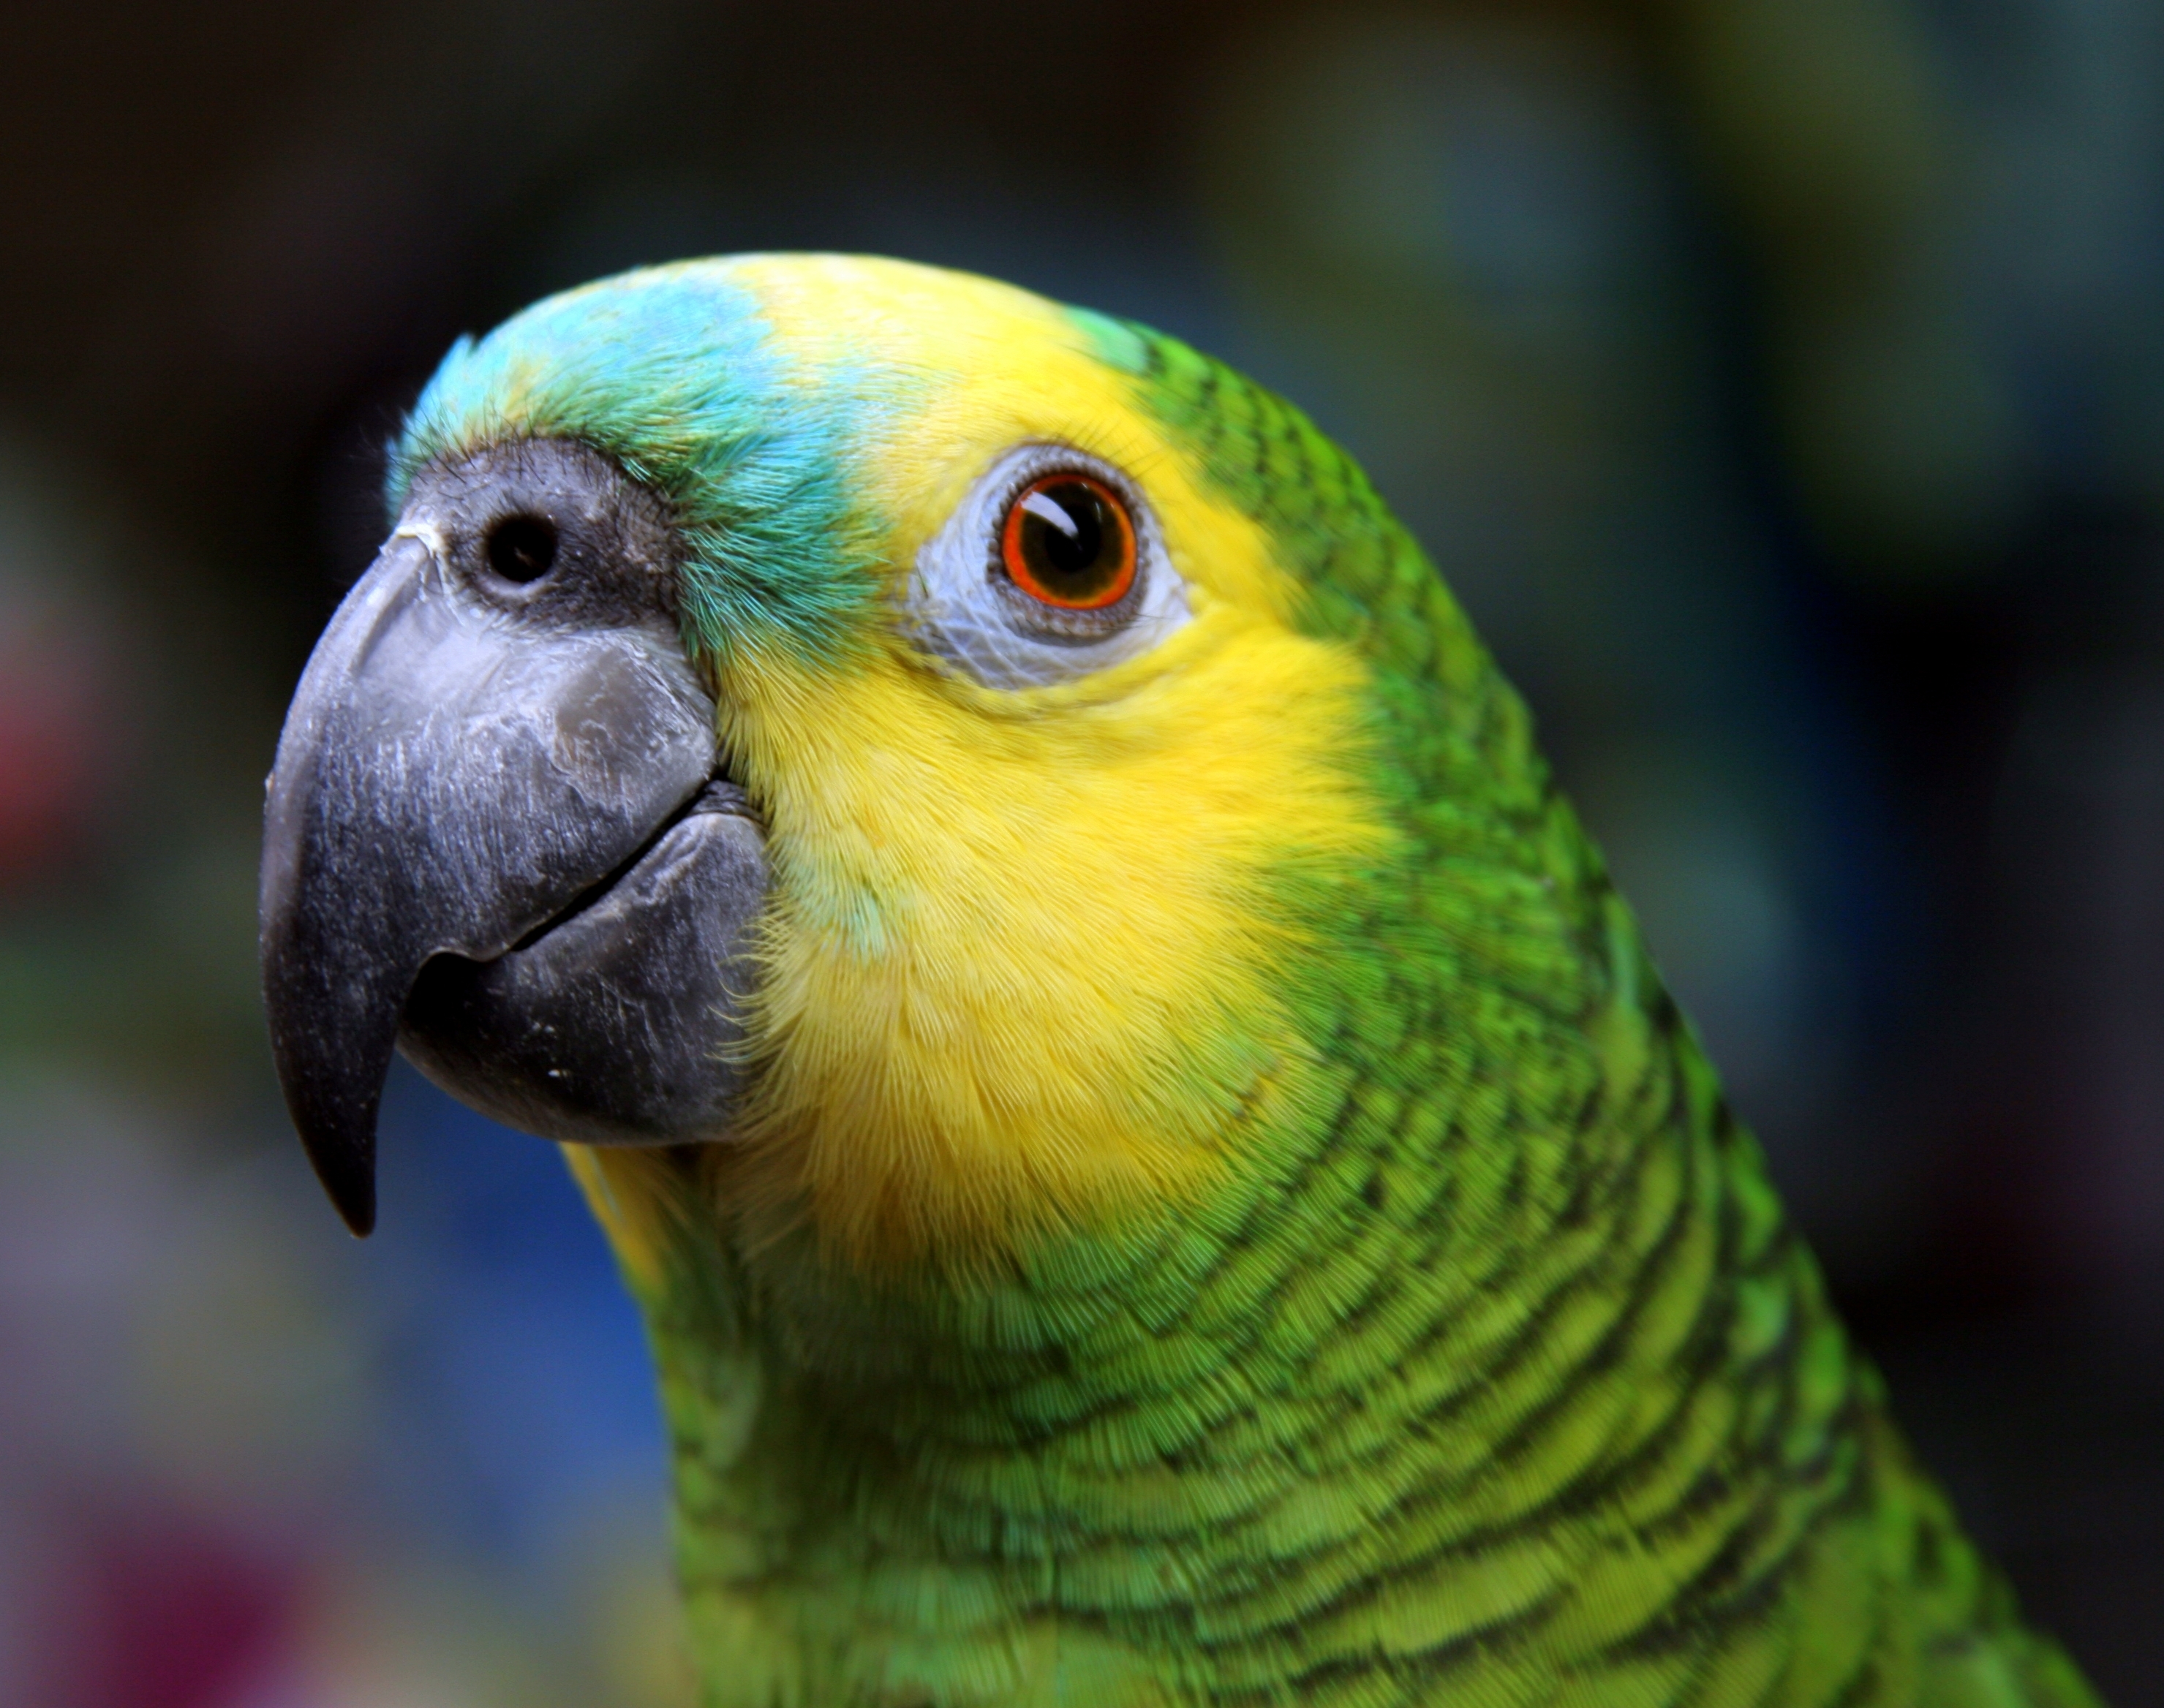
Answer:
[{"left": 486, "top": 514, "right": 558, "bottom": 583}]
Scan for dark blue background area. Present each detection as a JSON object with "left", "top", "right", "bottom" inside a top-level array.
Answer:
[{"left": 351, "top": 1062, "right": 669, "bottom": 1573}]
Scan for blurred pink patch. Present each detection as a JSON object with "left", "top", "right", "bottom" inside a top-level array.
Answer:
[
  {"left": 71, "top": 1497, "right": 303, "bottom": 1708},
  {"left": 0, "top": 607, "right": 110, "bottom": 883}
]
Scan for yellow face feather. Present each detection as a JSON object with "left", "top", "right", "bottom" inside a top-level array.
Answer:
[{"left": 569, "top": 257, "right": 1395, "bottom": 1275}]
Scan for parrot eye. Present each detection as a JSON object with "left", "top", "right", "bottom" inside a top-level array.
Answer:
[
  {"left": 485, "top": 514, "right": 559, "bottom": 583},
  {"left": 903, "top": 443, "right": 1190, "bottom": 689},
  {"left": 1000, "top": 475, "right": 1136, "bottom": 612}
]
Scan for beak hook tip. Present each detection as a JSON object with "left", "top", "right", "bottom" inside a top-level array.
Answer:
[
  {"left": 291, "top": 1108, "right": 380, "bottom": 1237},
  {"left": 333, "top": 1188, "right": 377, "bottom": 1240}
]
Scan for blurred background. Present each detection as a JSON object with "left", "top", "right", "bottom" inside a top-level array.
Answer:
[{"left": 1, "top": 0, "right": 2160, "bottom": 1701}]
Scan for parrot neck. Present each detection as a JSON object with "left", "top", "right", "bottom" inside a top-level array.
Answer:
[{"left": 627, "top": 925, "right": 1997, "bottom": 1708}]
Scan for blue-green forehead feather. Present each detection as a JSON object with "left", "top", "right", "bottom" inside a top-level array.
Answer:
[{"left": 393, "top": 264, "right": 889, "bottom": 660}]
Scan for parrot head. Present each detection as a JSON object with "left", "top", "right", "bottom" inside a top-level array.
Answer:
[{"left": 263, "top": 255, "right": 1421, "bottom": 1262}]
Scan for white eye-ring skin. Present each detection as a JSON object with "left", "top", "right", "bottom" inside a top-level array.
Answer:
[{"left": 901, "top": 443, "right": 1192, "bottom": 690}]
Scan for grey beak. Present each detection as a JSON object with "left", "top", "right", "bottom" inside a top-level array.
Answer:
[{"left": 260, "top": 440, "right": 756, "bottom": 1235}]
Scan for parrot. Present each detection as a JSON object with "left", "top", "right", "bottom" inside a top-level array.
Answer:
[{"left": 258, "top": 254, "right": 2102, "bottom": 1708}]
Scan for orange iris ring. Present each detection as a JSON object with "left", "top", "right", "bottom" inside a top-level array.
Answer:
[{"left": 999, "top": 474, "right": 1138, "bottom": 611}]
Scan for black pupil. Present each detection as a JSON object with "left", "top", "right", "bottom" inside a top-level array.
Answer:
[
  {"left": 486, "top": 514, "right": 559, "bottom": 583},
  {"left": 1019, "top": 482, "right": 1117, "bottom": 592}
]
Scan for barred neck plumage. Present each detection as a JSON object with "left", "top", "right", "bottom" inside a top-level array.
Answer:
[{"left": 631, "top": 850, "right": 2036, "bottom": 1707}]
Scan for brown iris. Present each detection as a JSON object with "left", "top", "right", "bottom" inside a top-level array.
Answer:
[{"left": 998, "top": 474, "right": 1137, "bottom": 611}]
